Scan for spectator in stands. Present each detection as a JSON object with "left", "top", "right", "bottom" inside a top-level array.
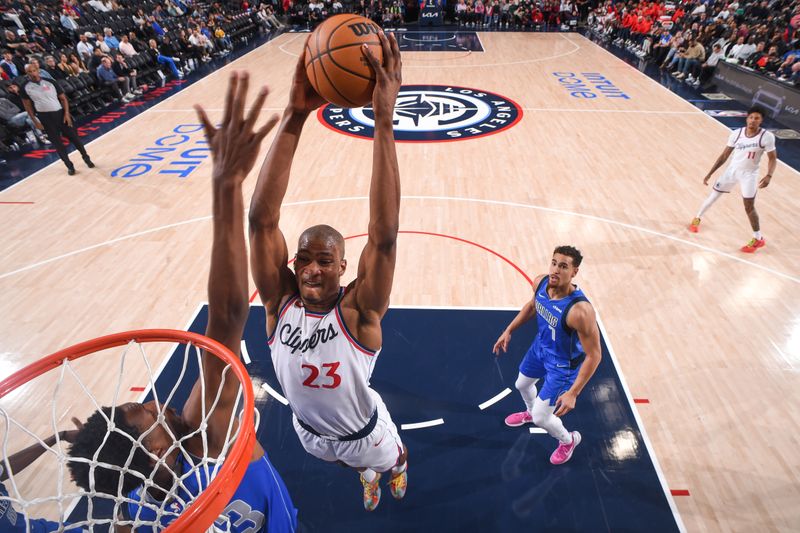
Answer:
[
  {"left": 691, "top": 43, "right": 724, "bottom": 87},
  {"left": 97, "top": 56, "right": 135, "bottom": 102},
  {"left": 128, "top": 32, "right": 148, "bottom": 54},
  {"left": 57, "top": 53, "right": 79, "bottom": 77},
  {"left": 210, "top": 21, "right": 233, "bottom": 54},
  {"left": 189, "top": 27, "right": 214, "bottom": 59},
  {"left": 757, "top": 45, "right": 783, "bottom": 74},
  {"left": 88, "top": 47, "right": 106, "bottom": 73},
  {"left": 76, "top": 33, "right": 94, "bottom": 63},
  {"left": 26, "top": 58, "right": 55, "bottom": 81},
  {"left": 672, "top": 37, "right": 705, "bottom": 80},
  {"left": 119, "top": 34, "right": 138, "bottom": 57},
  {"left": 96, "top": 34, "right": 112, "bottom": 55},
  {"left": 0, "top": 82, "right": 50, "bottom": 145},
  {"left": 176, "top": 29, "right": 203, "bottom": 70},
  {"left": 112, "top": 52, "right": 142, "bottom": 96},
  {"left": 68, "top": 52, "right": 88, "bottom": 74},
  {"left": 19, "top": 63, "right": 93, "bottom": 175},
  {"left": 1, "top": 49, "right": 20, "bottom": 79},
  {"left": 60, "top": 10, "right": 80, "bottom": 34},
  {"left": 43, "top": 55, "right": 66, "bottom": 81},
  {"left": 104, "top": 29, "right": 120, "bottom": 50},
  {"left": 148, "top": 38, "right": 183, "bottom": 79},
  {"left": 776, "top": 53, "right": 797, "bottom": 81}
]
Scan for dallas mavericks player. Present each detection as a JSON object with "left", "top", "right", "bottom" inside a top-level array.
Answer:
[
  {"left": 248, "top": 33, "right": 408, "bottom": 512},
  {"left": 493, "top": 246, "right": 602, "bottom": 465},
  {"left": 68, "top": 73, "right": 297, "bottom": 532},
  {"left": 689, "top": 105, "right": 778, "bottom": 253}
]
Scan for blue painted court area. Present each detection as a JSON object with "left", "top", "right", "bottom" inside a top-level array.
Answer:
[
  {"left": 97, "top": 305, "right": 682, "bottom": 532},
  {"left": 397, "top": 31, "right": 484, "bottom": 52}
]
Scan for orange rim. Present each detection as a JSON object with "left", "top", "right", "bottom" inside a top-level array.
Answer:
[{"left": 0, "top": 329, "right": 256, "bottom": 532}]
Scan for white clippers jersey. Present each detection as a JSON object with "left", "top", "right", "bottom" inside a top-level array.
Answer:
[
  {"left": 267, "top": 288, "right": 379, "bottom": 437},
  {"left": 726, "top": 127, "right": 776, "bottom": 172}
]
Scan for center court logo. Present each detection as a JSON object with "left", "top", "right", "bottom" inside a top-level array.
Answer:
[{"left": 317, "top": 85, "right": 522, "bottom": 142}]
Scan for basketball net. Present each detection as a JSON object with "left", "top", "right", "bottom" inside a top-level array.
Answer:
[{"left": 0, "top": 330, "right": 258, "bottom": 532}]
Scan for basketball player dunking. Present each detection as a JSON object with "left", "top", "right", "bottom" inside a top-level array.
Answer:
[
  {"left": 689, "top": 106, "right": 778, "bottom": 253},
  {"left": 493, "top": 246, "right": 602, "bottom": 465},
  {"left": 248, "top": 32, "right": 407, "bottom": 512}
]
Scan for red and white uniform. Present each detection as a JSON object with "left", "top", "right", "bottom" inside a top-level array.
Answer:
[
  {"left": 268, "top": 288, "right": 402, "bottom": 471},
  {"left": 715, "top": 127, "right": 776, "bottom": 197}
]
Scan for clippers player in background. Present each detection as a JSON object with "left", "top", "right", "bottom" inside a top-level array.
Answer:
[
  {"left": 248, "top": 31, "right": 407, "bottom": 512},
  {"left": 689, "top": 106, "right": 778, "bottom": 253},
  {"left": 493, "top": 246, "right": 601, "bottom": 465}
]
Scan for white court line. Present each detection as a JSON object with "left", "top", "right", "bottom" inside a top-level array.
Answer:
[
  {"left": 596, "top": 314, "right": 687, "bottom": 532},
  {"left": 401, "top": 418, "right": 445, "bottom": 430},
  {"left": 478, "top": 387, "right": 512, "bottom": 410},
  {"left": 261, "top": 382, "right": 290, "bottom": 405},
  {"left": 240, "top": 339, "right": 252, "bottom": 365},
  {"left": 3, "top": 195, "right": 799, "bottom": 284},
  {"left": 529, "top": 427, "right": 547, "bottom": 434},
  {"left": 0, "top": 32, "right": 291, "bottom": 196}
]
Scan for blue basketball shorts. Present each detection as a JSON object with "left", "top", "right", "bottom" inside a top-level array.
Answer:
[{"left": 519, "top": 344, "right": 582, "bottom": 406}]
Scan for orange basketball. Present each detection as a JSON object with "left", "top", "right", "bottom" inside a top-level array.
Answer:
[{"left": 305, "top": 15, "right": 384, "bottom": 108}]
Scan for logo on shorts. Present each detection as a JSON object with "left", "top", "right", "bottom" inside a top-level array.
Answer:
[{"left": 317, "top": 85, "right": 523, "bottom": 142}]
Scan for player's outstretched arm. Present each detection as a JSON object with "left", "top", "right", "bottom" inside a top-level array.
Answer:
[
  {"left": 187, "top": 72, "right": 279, "bottom": 451},
  {"left": 492, "top": 274, "right": 545, "bottom": 355},
  {"left": 554, "top": 302, "right": 601, "bottom": 417},
  {"left": 249, "top": 46, "right": 327, "bottom": 323},
  {"left": 703, "top": 146, "right": 734, "bottom": 185},
  {"left": 351, "top": 31, "right": 402, "bottom": 323},
  {"left": 0, "top": 419, "right": 82, "bottom": 482}
]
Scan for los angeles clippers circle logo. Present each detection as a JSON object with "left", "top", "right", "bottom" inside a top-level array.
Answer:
[{"left": 317, "top": 85, "right": 523, "bottom": 142}]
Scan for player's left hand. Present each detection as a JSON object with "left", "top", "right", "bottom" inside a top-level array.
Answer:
[
  {"left": 758, "top": 175, "right": 772, "bottom": 188},
  {"left": 63, "top": 112, "right": 72, "bottom": 128},
  {"left": 554, "top": 391, "right": 577, "bottom": 417},
  {"left": 195, "top": 71, "right": 280, "bottom": 183}
]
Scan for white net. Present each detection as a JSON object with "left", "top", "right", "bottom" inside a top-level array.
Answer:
[{"left": 0, "top": 335, "right": 258, "bottom": 533}]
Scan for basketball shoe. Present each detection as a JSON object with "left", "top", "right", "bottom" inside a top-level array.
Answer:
[
  {"left": 360, "top": 472, "right": 381, "bottom": 511},
  {"left": 741, "top": 238, "right": 766, "bottom": 253},
  {"left": 505, "top": 411, "right": 533, "bottom": 427},
  {"left": 388, "top": 468, "right": 407, "bottom": 500},
  {"left": 689, "top": 217, "right": 701, "bottom": 233},
  {"left": 550, "top": 431, "right": 581, "bottom": 465}
]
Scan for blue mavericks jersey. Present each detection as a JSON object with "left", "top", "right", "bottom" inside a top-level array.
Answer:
[
  {"left": 125, "top": 452, "right": 297, "bottom": 533},
  {"left": 1, "top": 482, "right": 83, "bottom": 532},
  {"left": 533, "top": 277, "right": 589, "bottom": 362}
]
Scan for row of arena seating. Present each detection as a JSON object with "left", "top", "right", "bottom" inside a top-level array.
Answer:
[{"left": 1, "top": 7, "right": 261, "bottom": 151}]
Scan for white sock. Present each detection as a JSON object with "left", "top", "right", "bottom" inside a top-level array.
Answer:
[
  {"left": 754, "top": 231, "right": 762, "bottom": 239},
  {"left": 361, "top": 468, "right": 377, "bottom": 483},
  {"left": 391, "top": 461, "right": 407, "bottom": 475},
  {"left": 514, "top": 373, "right": 539, "bottom": 413},
  {"left": 531, "top": 397, "right": 572, "bottom": 444},
  {"left": 697, "top": 189, "right": 723, "bottom": 218}
]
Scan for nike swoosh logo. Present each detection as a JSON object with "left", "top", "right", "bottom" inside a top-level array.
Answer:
[{"left": 374, "top": 436, "right": 385, "bottom": 447}]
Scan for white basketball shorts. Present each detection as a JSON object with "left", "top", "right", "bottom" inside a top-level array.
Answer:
[
  {"left": 292, "top": 391, "right": 403, "bottom": 472},
  {"left": 714, "top": 167, "right": 759, "bottom": 198}
]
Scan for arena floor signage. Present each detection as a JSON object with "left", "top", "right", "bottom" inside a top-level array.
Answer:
[{"left": 317, "top": 85, "right": 523, "bottom": 142}]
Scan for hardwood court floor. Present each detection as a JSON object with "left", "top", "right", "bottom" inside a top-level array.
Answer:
[{"left": 1, "top": 31, "right": 799, "bottom": 531}]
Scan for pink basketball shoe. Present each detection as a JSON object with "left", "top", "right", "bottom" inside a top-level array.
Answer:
[
  {"left": 550, "top": 431, "right": 581, "bottom": 465},
  {"left": 504, "top": 411, "right": 533, "bottom": 427}
]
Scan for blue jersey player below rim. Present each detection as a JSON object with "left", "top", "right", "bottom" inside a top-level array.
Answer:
[{"left": 492, "top": 245, "right": 602, "bottom": 465}]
